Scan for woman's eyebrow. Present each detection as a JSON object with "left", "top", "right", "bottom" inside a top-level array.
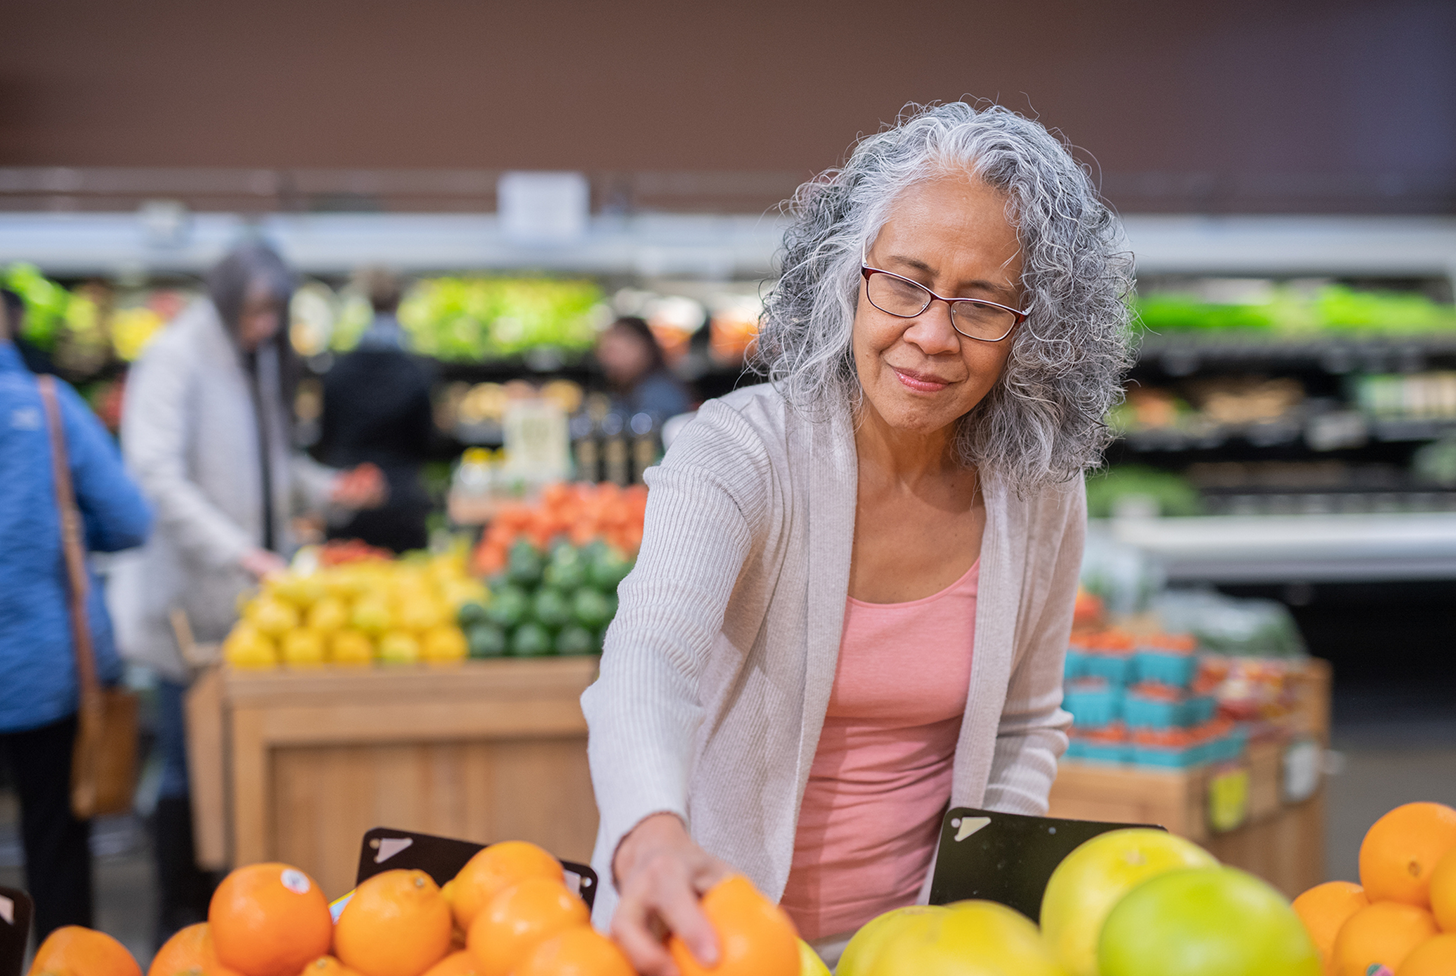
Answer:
[{"left": 885, "top": 253, "right": 1018, "bottom": 302}]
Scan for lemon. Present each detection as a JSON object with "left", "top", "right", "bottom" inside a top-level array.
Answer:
[
  {"left": 350, "top": 598, "right": 392, "bottom": 636},
  {"left": 330, "top": 629, "right": 375, "bottom": 667},
  {"left": 247, "top": 597, "right": 300, "bottom": 638},
  {"left": 306, "top": 596, "right": 349, "bottom": 634},
  {"left": 223, "top": 625, "right": 278, "bottom": 669},
  {"left": 281, "top": 629, "right": 327, "bottom": 668},
  {"left": 396, "top": 595, "right": 445, "bottom": 632},
  {"left": 421, "top": 627, "right": 468, "bottom": 664},
  {"left": 441, "top": 578, "right": 488, "bottom": 613},
  {"left": 378, "top": 630, "right": 420, "bottom": 665},
  {"left": 268, "top": 573, "right": 327, "bottom": 607}
]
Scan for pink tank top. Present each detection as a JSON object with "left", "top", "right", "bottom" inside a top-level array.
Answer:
[{"left": 779, "top": 560, "right": 979, "bottom": 941}]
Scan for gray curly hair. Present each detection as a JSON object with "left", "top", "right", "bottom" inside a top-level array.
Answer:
[{"left": 755, "top": 101, "right": 1135, "bottom": 489}]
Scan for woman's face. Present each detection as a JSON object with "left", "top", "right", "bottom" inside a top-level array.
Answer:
[
  {"left": 598, "top": 324, "right": 654, "bottom": 386},
  {"left": 853, "top": 174, "right": 1023, "bottom": 438},
  {"left": 237, "top": 281, "right": 284, "bottom": 352}
]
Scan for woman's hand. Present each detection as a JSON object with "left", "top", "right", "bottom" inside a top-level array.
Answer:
[
  {"left": 611, "top": 812, "right": 733, "bottom": 976},
  {"left": 331, "top": 463, "right": 387, "bottom": 509},
  {"left": 239, "top": 547, "right": 286, "bottom": 580}
]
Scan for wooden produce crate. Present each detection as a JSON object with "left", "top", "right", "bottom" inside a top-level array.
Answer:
[
  {"left": 186, "top": 657, "right": 600, "bottom": 898},
  {"left": 1048, "top": 657, "right": 1331, "bottom": 898}
]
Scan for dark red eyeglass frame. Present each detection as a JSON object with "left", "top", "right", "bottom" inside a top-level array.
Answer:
[{"left": 860, "top": 264, "right": 1031, "bottom": 342}]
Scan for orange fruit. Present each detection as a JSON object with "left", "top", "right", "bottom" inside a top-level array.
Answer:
[
  {"left": 1396, "top": 933, "right": 1456, "bottom": 975},
  {"left": 466, "top": 877, "right": 590, "bottom": 976},
  {"left": 1292, "top": 881, "right": 1370, "bottom": 973},
  {"left": 1332, "top": 901, "right": 1440, "bottom": 976},
  {"left": 29, "top": 926, "right": 141, "bottom": 976},
  {"left": 1359, "top": 802, "right": 1456, "bottom": 907},
  {"left": 666, "top": 875, "right": 799, "bottom": 976},
  {"left": 209, "top": 864, "right": 332, "bottom": 976},
  {"left": 296, "top": 960, "right": 365, "bottom": 976},
  {"left": 1430, "top": 845, "right": 1456, "bottom": 932},
  {"left": 148, "top": 923, "right": 246, "bottom": 976},
  {"left": 513, "top": 927, "right": 634, "bottom": 976},
  {"left": 419, "top": 951, "right": 475, "bottom": 976},
  {"left": 334, "top": 869, "right": 453, "bottom": 976},
  {"left": 449, "top": 841, "right": 564, "bottom": 931}
]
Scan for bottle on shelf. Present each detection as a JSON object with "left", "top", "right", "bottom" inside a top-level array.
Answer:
[
  {"left": 630, "top": 412, "right": 661, "bottom": 485},
  {"left": 600, "top": 412, "right": 630, "bottom": 487}
]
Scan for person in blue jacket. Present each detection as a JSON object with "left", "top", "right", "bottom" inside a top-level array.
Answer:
[{"left": 0, "top": 296, "right": 152, "bottom": 941}]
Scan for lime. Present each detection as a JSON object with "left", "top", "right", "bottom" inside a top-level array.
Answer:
[
  {"left": 467, "top": 623, "right": 507, "bottom": 658},
  {"left": 531, "top": 588, "right": 573, "bottom": 630},
  {"left": 587, "top": 547, "right": 632, "bottom": 592},
  {"left": 506, "top": 540, "right": 544, "bottom": 586},
  {"left": 510, "top": 621, "right": 553, "bottom": 657},
  {"left": 554, "top": 624, "right": 597, "bottom": 656},
  {"left": 485, "top": 586, "right": 529, "bottom": 628},
  {"left": 543, "top": 547, "right": 586, "bottom": 591},
  {"left": 457, "top": 600, "right": 489, "bottom": 628},
  {"left": 570, "top": 588, "right": 613, "bottom": 629},
  {"left": 1098, "top": 867, "right": 1320, "bottom": 976}
]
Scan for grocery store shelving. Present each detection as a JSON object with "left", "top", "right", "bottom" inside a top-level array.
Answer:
[
  {"left": 1097, "top": 511, "right": 1456, "bottom": 583},
  {"left": 3, "top": 210, "right": 1456, "bottom": 284}
]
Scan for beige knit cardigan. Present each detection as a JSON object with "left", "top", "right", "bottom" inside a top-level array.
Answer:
[{"left": 581, "top": 383, "right": 1081, "bottom": 927}]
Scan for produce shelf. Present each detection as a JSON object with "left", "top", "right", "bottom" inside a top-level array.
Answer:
[{"left": 1095, "top": 511, "right": 1456, "bottom": 583}]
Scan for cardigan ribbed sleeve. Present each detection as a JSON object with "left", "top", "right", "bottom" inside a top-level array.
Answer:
[
  {"left": 581, "top": 399, "right": 773, "bottom": 876},
  {"left": 981, "top": 484, "right": 1081, "bottom": 814}
]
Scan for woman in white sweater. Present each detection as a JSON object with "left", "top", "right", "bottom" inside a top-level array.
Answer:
[{"left": 582, "top": 102, "right": 1133, "bottom": 973}]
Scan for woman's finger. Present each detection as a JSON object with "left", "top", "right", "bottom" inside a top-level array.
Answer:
[
  {"left": 612, "top": 889, "right": 681, "bottom": 976},
  {"left": 654, "top": 874, "right": 719, "bottom": 969}
]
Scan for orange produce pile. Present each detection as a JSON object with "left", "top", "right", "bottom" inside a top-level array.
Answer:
[
  {"left": 1292, "top": 800, "right": 1456, "bottom": 976},
  {"left": 474, "top": 482, "right": 647, "bottom": 576},
  {"left": 67, "top": 841, "right": 798, "bottom": 976}
]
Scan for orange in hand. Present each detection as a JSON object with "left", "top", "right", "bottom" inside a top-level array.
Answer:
[
  {"left": 209, "top": 864, "right": 332, "bottom": 976},
  {"left": 466, "top": 877, "right": 589, "bottom": 976},
  {"left": 1396, "top": 933, "right": 1456, "bottom": 976},
  {"left": 1332, "top": 901, "right": 1439, "bottom": 976},
  {"left": 449, "top": 841, "right": 564, "bottom": 932},
  {"left": 513, "top": 927, "right": 634, "bottom": 976},
  {"left": 149, "top": 923, "right": 245, "bottom": 976},
  {"left": 666, "top": 875, "right": 799, "bottom": 976},
  {"left": 334, "top": 869, "right": 454, "bottom": 976},
  {"left": 29, "top": 926, "right": 141, "bottom": 976},
  {"left": 1429, "top": 845, "right": 1456, "bottom": 932},
  {"left": 1292, "top": 881, "right": 1370, "bottom": 973},
  {"left": 1359, "top": 802, "right": 1456, "bottom": 907}
]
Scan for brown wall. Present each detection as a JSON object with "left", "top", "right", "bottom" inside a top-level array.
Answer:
[{"left": 2, "top": 0, "right": 1453, "bottom": 212}]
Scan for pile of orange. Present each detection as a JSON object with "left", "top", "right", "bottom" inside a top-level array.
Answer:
[
  {"left": 33, "top": 839, "right": 801, "bottom": 976},
  {"left": 473, "top": 482, "right": 647, "bottom": 574},
  {"left": 1292, "top": 801, "right": 1456, "bottom": 976}
]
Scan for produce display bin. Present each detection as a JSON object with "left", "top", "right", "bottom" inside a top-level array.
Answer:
[
  {"left": 1048, "top": 657, "right": 1330, "bottom": 897},
  {"left": 185, "top": 657, "right": 600, "bottom": 898}
]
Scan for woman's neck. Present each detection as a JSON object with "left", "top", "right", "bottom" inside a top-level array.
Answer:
[{"left": 853, "top": 399, "right": 960, "bottom": 485}]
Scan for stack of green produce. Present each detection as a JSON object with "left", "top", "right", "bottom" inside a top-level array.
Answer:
[
  {"left": 1085, "top": 465, "right": 1204, "bottom": 518},
  {"left": 393, "top": 277, "right": 604, "bottom": 361},
  {"left": 1136, "top": 284, "right": 1456, "bottom": 336},
  {"left": 458, "top": 539, "right": 632, "bottom": 658}
]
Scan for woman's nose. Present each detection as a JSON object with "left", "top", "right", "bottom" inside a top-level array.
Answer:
[{"left": 902, "top": 299, "right": 961, "bottom": 355}]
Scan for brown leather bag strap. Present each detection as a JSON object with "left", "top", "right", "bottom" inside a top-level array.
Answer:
[{"left": 37, "top": 376, "right": 100, "bottom": 703}]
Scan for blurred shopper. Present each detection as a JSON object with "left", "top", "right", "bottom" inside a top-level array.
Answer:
[
  {"left": 0, "top": 291, "right": 152, "bottom": 941},
  {"left": 316, "top": 267, "right": 435, "bottom": 553},
  {"left": 114, "top": 242, "right": 381, "bottom": 945},
  {"left": 596, "top": 316, "right": 691, "bottom": 420},
  {"left": 1, "top": 287, "right": 58, "bottom": 375}
]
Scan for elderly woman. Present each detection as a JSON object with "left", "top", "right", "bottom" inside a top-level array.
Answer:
[{"left": 582, "top": 101, "right": 1132, "bottom": 973}]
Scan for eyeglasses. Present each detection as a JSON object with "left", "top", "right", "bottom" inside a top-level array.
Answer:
[{"left": 860, "top": 248, "right": 1030, "bottom": 343}]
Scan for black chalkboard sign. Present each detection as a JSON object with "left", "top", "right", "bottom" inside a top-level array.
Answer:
[
  {"left": 928, "top": 808, "right": 1159, "bottom": 921},
  {"left": 0, "top": 886, "right": 34, "bottom": 976},
  {"left": 353, "top": 827, "right": 598, "bottom": 911}
]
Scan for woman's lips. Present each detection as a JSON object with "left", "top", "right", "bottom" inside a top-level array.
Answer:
[{"left": 892, "top": 366, "right": 953, "bottom": 393}]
